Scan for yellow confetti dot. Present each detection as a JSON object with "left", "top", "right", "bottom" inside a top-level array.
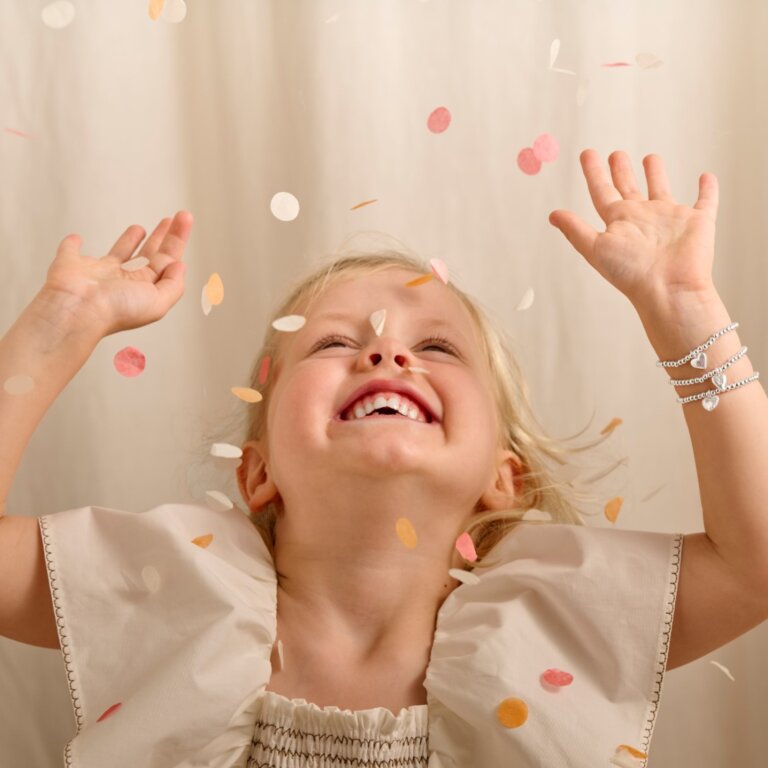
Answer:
[
  {"left": 231, "top": 386, "right": 263, "bottom": 403},
  {"left": 205, "top": 273, "right": 224, "bottom": 305},
  {"left": 148, "top": 0, "right": 165, "bottom": 20},
  {"left": 404, "top": 273, "right": 434, "bottom": 288},
  {"left": 604, "top": 496, "right": 623, "bottom": 523},
  {"left": 617, "top": 745, "right": 647, "bottom": 759},
  {"left": 192, "top": 533, "right": 213, "bottom": 548},
  {"left": 601, "top": 416, "right": 624, "bottom": 435},
  {"left": 496, "top": 697, "right": 528, "bottom": 728},
  {"left": 396, "top": 517, "right": 418, "bottom": 548}
]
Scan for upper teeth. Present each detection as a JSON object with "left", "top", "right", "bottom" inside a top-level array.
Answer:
[{"left": 344, "top": 392, "right": 429, "bottom": 422}]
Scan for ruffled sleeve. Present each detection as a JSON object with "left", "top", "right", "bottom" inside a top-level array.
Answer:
[
  {"left": 38, "top": 502, "right": 277, "bottom": 768},
  {"left": 425, "top": 523, "right": 683, "bottom": 768}
]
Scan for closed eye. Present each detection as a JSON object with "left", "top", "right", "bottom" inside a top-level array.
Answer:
[{"left": 312, "top": 333, "right": 457, "bottom": 355}]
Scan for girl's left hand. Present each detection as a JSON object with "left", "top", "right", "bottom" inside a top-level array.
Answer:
[{"left": 548, "top": 149, "right": 720, "bottom": 313}]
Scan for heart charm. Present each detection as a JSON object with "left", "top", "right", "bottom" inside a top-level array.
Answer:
[
  {"left": 712, "top": 373, "right": 727, "bottom": 390},
  {"left": 691, "top": 351, "right": 707, "bottom": 369},
  {"left": 702, "top": 395, "right": 720, "bottom": 411}
]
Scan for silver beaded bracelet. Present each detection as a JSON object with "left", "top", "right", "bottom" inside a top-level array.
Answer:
[{"left": 655, "top": 321, "right": 761, "bottom": 411}]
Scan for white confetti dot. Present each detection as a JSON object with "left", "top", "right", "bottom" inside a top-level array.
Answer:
[
  {"left": 41, "top": 0, "right": 75, "bottom": 29},
  {"left": 209, "top": 442, "right": 243, "bottom": 459},
  {"left": 205, "top": 490, "right": 234, "bottom": 511},
  {"left": 272, "top": 314, "right": 306, "bottom": 332},
  {"left": 201, "top": 285, "right": 212, "bottom": 316},
  {"left": 3, "top": 374, "right": 34, "bottom": 395},
  {"left": 448, "top": 568, "right": 480, "bottom": 585},
  {"left": 161, "top": 0, "right": 187, "bottom": 22},
  {"left": 121, "top": 256, "right": 150, "bottom": 272},
  {"left": 515, "top": 287, "right": 535, "bottom": 311},
  {"left": 270, "top": 192, "right": 300, "bottom": 222},
  {"left": 141, "top": 566, "right": 162, "bottom": 593},
  {"left": 369, "top": 309, "right": 386, "bottom": 336}
]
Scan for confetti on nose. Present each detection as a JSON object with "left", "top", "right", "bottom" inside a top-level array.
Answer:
[
  {"left": 205, "top": 273, "right": 224, "bottom": 305},
  {"left": 404, "top": 273, "right": 435, "bottom": 288},
  {"left": 3, "top": 374, "right": 34, "bottom": 395},
  {"left": 540, "top": 668, "right": 573, "bottom": 690},
  {"left": 96, "top": 702, "right": 122, "bottom": 723},
  {"left": 709, "top": 660, "right": 735, "bottom": 681},
  {"left": 448, "top": 568, "right": 480, "bottom": 585},
  {"left": 41, "top": 1, "right": 76, "bottom": 28},
  {"left": 430, "top": 258, "right": 449, "bottom": 285},
  {"left": 396, "top": 517, "right": 418, "bottom": 549},
  {"left": 427, "top": 107, "right": 451, "bottom": 134},
  {"left": 121, "top": 256, "right": 150, "bottom": 272},
  {"left": 258, "top": 355, "right": 271, "bottom": 385},
  {"left": 272, "top": 315, "right": 306, "bottom": 332},
  {"left": 601, "top": 417, "right": 624, "bottom": 435},
  {"left": 609, "top": 745, "right": 647, "bottom": 767},
  {"left": 148, "top": 0, "right": 165, "bottom": 20},
  {"left": 517, "top": 148, "right": 542, "bottom": 176},
  {"left": 515, "top": 287, "right": 535, "bottom": 311},
  {"left": 210, "top": 443, "right": 243, "bottom": 459},
  {"left": 270, "top": 192, "right": 300, "bottom": 222},
  {"left": 351, "top": 199, "right": 378, "bottom": 210},
  {"left": 205, "top": 490, "right": 234, "bottom": 511},
  {"left": 455, "top": 532, "right": 477, "bottom": 562},
  {"left": 141, "top": 566, "right": 161, "bottom": 593},
  {"left": 604, "top": 496, "right": 623, "bottom": 523},
  {"left": 114, "top": 347, "right": 146, "bottom": 377},
  {"left": 532, "top": 133, "right": 559, "bottom": 163},
  {"left": 192, "top": 533, "right": 214, "bottom": 549},
  {"left": 369, "top": 309, "right": 386, "bottom": 336},
  {"left": 496, "top": 697, "right": 528, "bottom": 728},
  {"left": 231, "top": 386, "right": 263, "bottom": 403}
]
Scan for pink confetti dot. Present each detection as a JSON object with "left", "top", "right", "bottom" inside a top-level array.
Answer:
[
  {"left": 517, "top": 147, "right": 542, "bottom": 176},
  {"left": 532, "top": 133, "right": 559, "bottom": 163},
  {"left": 455, "top": 532, "right": 477, "bottom": 562},
  {"left": 114, "top": 347, "right": 146, "bottom": 377},
  {"left": 427, "top": 107, "right": 451, "bottom": 134},
  {"left": 258, "top": 355, "right": 271, "bottom": 385},
  {"left": 540, "top": 668, "right": 573, "bottom": 688}
]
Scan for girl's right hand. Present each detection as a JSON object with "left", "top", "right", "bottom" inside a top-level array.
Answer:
[{"left": 42, "top": 211, "right": 194, "bottom": 338}]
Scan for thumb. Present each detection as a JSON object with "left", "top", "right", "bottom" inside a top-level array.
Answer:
[
  {"left": 549, "top": 210, "right": 599, "bottom": 260},
  {"left": 154, "top": 261, "right": 188, "bottom": 307}
]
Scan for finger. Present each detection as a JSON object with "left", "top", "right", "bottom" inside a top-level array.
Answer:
[
  {"left": 643, "top": 154, "right": 676, "bottom": 202},
  {"left": 108, "top": 225, "right": 147, "bottom": 261},
  {"left": 549, "top": 209, "right": 599, "bottom": 261},
  {"left": 56, "top": 234, "right": 82, "bottom": 260},
  {"left": 693, "top": 173, "right": 719, "bottom": 219},
  {"left": 148, "top": 211, "right": 194, "bottom": 275},
  {"left": 153, "top": 260, "right": 188, "bottom": 312},
  {"left": 137, "top": 217, "right": 174, "bottom": 261},
  {"left": 608, "top": 151, "right": 644, "bottom": 200},
  {"left": 580, "top": 149, "right": 623, "bottom": 221}
]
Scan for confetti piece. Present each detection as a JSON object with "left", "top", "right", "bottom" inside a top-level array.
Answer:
[
  {"left": 639, "top": 484, "right": 664, "bottom": 503},
  {"left": 201, "top": 285, "right": 212, "bottom": 315},
  {"left": 231, "top": 386, "right": 263, "bottom": 403},
  {"left": 540, "top": 668, "right": 573, "bottom": 689},
  {"left": 210, "top": 442, "right": 243, "bottom": 459},
  {"left": 430, "top": 258, "right": 449, "bottom": 285},
  {"left": 96, "top": 702, "right": 122, "bottom": 722},
  {"left": 272, "top": 314, "right": 306, "bottom": 332},
  {"left": 548, "top": 39, "right": 561, "bottom": 69},
  {"left": 517, "top": 147, "right": 542, "bottom": 176},
  {"left": 455, "top": 532, "right": 477, "bottom": 562},
  {"left": 192, "top": 533, "right": 214, "bottom": 548},
  {"left": 351, "top": 199, "right": 378, "bottom": 210},
  {"left": 396, "top": 517, "right": 418, "bottom": 549},
  {"left": 5, "top": 128, "right": 31, "bottom": 138},
  {"left": 709, "top": 660, "right": 735, "bottom": 681},
  {"left": 121, "top": 256, "right": 150, "bottom": 272},
  {"left": 3, "top": 374, "right": 34, "bottom": 395},
  {"left": 427, "top": 107, "right": 451, "bottom": 134},
  {"left": 41, "top": 1, "right": 75, "bottom": 29},
  {"left": 407, "top": 366, "right": 430, "bottom": 374},
  {"left": 609, "top": 745, "right": 647, "bottom": 767},
  {"left": 532, "top": 133, "right": 559, "bottom": 163},
  {"left": 602, "top": 61, "right": 632, "bottom": 68},
  {"left": 448, "top": 568, "right": 480, "bottom": 585},
  {"left": 369, "top": 309, "right": 386, "bottom": 336},
  {"left": 404, "top": 273, "right": 434, "bottom": 288},
  {"left": 496, "top": 698, "right": 528, "bottom": 728},
  {"left": 205, "top": 490, "right": 234, "bottom": 511},
  {"left": 277, "top": 639, "right": 285, "bottom": 669},
  {"left": 600, "top": 417, "right": 623, "bottom": 435},
  {"left": 141, "top": 566, "right": 161, "bottom": 593},
  {"left": 515, "top": 287, "right": 535, "bottom": 311},
  {"left": 114, "top": 347, "right": 146, "bottom": 377},
  {"left": 636, "top": 52, "right": 663, "bottom": 70},
  {"left": 270, "top": 192, "right": 300, "bottom": 222},
  {"left": 148, "top": 0, "right": 165, "bottom": 20},
  {"left": 205, "top": 273, "right": 224, "bottom": 305},
  {"left": 161, "top": 0, "right": 187, "bottom": 23},
  {"left": 258, "top": 356, "right": 271, "bottom": 385},
  {"left": 604, "top": 496, "right": 623, "bottom": 523}
]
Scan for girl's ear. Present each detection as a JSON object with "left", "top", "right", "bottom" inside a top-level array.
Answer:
[
  {"left": 477, "top": 451, "right": 524, "bottom": 512},
  {"left": 236, "top": 440, "right": 280, "bottom": 514}
]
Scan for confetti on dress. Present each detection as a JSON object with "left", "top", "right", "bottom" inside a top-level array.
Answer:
[
  {"left": 608, "top": 745, "right": 647, "bottom": 767},
  {"left": 205, "top": 490, "right": 234, "bottom": 511},
  {"left": 205, "top": 273, "right": 224, "bottom": 305},
  {"left": 532, "top": 133, "right": 559, "bottom": 163},
  {"left": 369, "top": 309, "right": 386, "bottom": 336},
  {"left": 272, "top": 315, "right": 306, "bottom": 332},
  {"left": 209, "top": 442, "right": 243, "bottom": 459},
  {"left": 396, "top": 517, "right": 418, "bottom": 549},
  {"left": 114, "top": 347, "right": 146, "bottom": 377},
  {"left": 455, "top": 532, "right": 477, "bottom": 562},
  {"left": 709, "top": 660, "right": 735, "bottom": 681},
  {"left": 270, "top": 192, "right": 300, "bottom": 222},
  {"left": 448, "top": 567, "right": 480, "bottom": 585},
  {"left": 41, "top": 1, "right": 76, "bottom": 29},
  {"left": 351, "top": 199, "right": 378, "bottom": 210},
  {"left": 604, "top": 496, "right": 623, "bottom": 523},
  {"left": 404, "top": 273, "right": 434, "bottom": 288},
  {"left": 496, "top": 697, "right": 528, "bottom": 728},
  {"left": 258, "top": 355, "right": 271, "bottom": 385},
  {"left": 231, "top": 386, "right": 262, "bottom": 403},
  {"left": 96, "top": 702, "right": 122, "bottom": 723},
  {"left": 427, "top": 106, "right": 451, "bottom": 134},
  {"left": 141, "top": 566, "right": 161, "bottom": 593},
  {"left": 192, "top": 533, "right": 214, "bottom": 549},
  {"left": 430, "top": 258, "right": 449, "bottom": 285},
  {"left": 515, "top": 287, "right": 535, "bottom": 311},
  {"left": 3, "top": 374, "right": 34, "bottom": 395},
  {"left": 120, "top": 256, "right": 150, "bottom": 272},
  {"left": 540, "top": 668, "right": 573, "bottom": 690}
]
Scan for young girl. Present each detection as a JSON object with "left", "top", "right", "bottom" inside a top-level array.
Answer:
[{"left": 1, "top": 149, "right": 766, "bottom": 768}]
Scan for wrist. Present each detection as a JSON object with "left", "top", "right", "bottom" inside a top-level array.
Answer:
[{"left": 29, "top": 287, "right": 107, "bottom": 347}]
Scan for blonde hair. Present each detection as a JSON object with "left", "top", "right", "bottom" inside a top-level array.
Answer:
[{"left": 202, "top": 237, "right": 621, "bottom": 574}]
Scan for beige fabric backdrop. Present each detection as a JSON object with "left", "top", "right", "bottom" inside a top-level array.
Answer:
[{"left": 1, "top": 0, "right": 766, "bottom": 765}]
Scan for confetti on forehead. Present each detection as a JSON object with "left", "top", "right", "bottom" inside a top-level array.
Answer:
[{"left": 369, "top": 309, "right": 386, "bottom": 336}]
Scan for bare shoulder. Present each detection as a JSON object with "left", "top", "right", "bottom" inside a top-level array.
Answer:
[{"left": 667, "top": 532, "right": 768, "bottom": 671}]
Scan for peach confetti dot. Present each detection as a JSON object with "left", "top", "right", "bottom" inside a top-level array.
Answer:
[
  {"left": 205, "top": 490, "right": 233, "bottom": 511},
  {"left": 396, "top": 517, "right": 418, "bottom": 549},
  {"left": 532, "top": 133, "right": 559, "bottom": 163},
  {"left": 430, "top": 258, "right": 449, "bottom": 285},
  {"left": 515, "top": 287, "right": 535, "bottom": 311},
  {"left": 517, "top": 148, "right": 542, "bottom": 176},
  {"left": 270, "top": 192, "right": 300, "bottom": 222},
  {"left": 496, "top": 697, "right": 528, "bottom": 728},
  {"left": 448, "top": 568, "right": 480, "bottom": 585},
  {"left": 455, "top": 532, "right": 477, "bottom": 562},
  {"left": 369, "top": 309, "right": 386, "bottom": 336},
  {"left": 258, "top": 355, "right": 271, "bottom": 385},
  {"left": 231, "top": 386, "right": 262, "bottom": 403},
  {"left": 600, "top": 417, "right": 624, "bottom": 435},
  {"left": 205, "top": 273, "right": 224, "bottom": 305},
  {"left": 141, "top": 566, "right": 161, "bottom": 593},
  {"left": 3, "top": 374, "right": 34, "bottom": 395},
  {"left": 540, "top": 668, "right": 573, "bottom": 689},
  {"left": 609, "top": 745, "right": 647, "bottom": 767},
  {"left": 148, "top": 0, "right": 165, "bottom": 20},
  {"left": 114, "top": 347, "right": 146, "bottom": 377},
  {"left": 96, "top": 702, "right": 122, "bottom": 722},
  {"left": 272, "top": 314, "right": 306, "bottom": 332},
  {"left": 121, "top": 256, "right": 150, "bottom": 272},
  {"left": 404, "top": 273, "right": 434, "bottom": 288},
  {"left": 209, "top": 442, "right": 243, "bottom": 459},
  {"left": 41, "top": 1, "right": 76, "bottom": 29},
  {"left": 192, "top": 533, "right": 214, "bottom": 548},
  {"left": 604, "top": 496, "right": 623, "bottom": 523},
  {"left": 351, "top": 199, "right": 378, "bottom": 210},
  {"left": 161, "top": 0, "right": 187, "bottom": 22},
  {"left": 201, "top": 285, "right": 212, "bottom": 316},
  {"left": 427, "top": 107, "right": 451, "bottom": 133}
]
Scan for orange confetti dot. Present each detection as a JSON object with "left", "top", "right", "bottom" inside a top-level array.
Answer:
[
  {"left": 427, "top": 106, "right": 451, "bottom": 133},
  {"left": 97, "top": 702, "right": 122, "bottom": 722},
  {"left": 396, "top": 517, "right": 418, "bottom": 549},
  {"left": 148, "top": 0, "right": 165, "bottom": 20},
  {"left": 192, "top": 533, "right": 214, "bottom": 548},
  {"left": 114, "top": 347, "right": 146, "bottom": 377},
  {"left": 601, "top": 417, "right": 624, "bottom": 435},
  {"left": 231, "top": 386, "right": 263, "bottom": 403},
  {"left": 205, "top": 273, "right": 224, "bottom": 305},
  {"left": 404, "top": 273, "right": 434, "bottom": 288},
  {"left": 617, "top": 745, "right": 648, "bottom": 759},
  {"left": 604, "top": 496, "right": 623, "bottom": 523},
  {"left": 496, "top": 697, "right": 528, "bottom": 728},
  {"left": 455, "top": 532, "right": 477, "bottom": 562},
  {"left": 351, "top": 199, "right": 378, "bottom": 210},
  {"left": 258, "top": 355, "right": 271, "bottom": 385}
]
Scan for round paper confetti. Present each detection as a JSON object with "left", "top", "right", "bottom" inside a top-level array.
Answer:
[
  {"left": 540, "top": 668, "right": 573, "bottom": 688},
  {"left": 96, "top": 702, "right": 122, "bottom": 723},
  {"left": 231, "top": 386, "right": 263, "bottom": 403},
  {"left": 141, "top": 566, "right": 161, "bottom": 593},
  {"left": 121, "top": 256, "right": 150, "bottom": 272},
  {"left": 3, "top": 374, "right": 34, "bottom": 395},
  {"left": 272, "top": 314, "right": 306, "bottom": 332},
  {"left": 496, "top": 697, "right": 528, "bottom": 728},
  {"left": 192, "top": 533, "right": 214, "bottom": 548},
  {"left": 41, "top": 1, "right": 75, "bottom": 29},
  {"left": 209, "top": 442, "right": 243, "bottom": 459},
  {"left": 427, "top": 107, "right": 451, "bottom": 134},
  {"left": 532, "top": 133, "right": 559, "bottom": 163},
  {"left": 430, "top": 258, "right": 449, "bottom": 285},
  {"left": 604, "top": 496, "right": 623, "bottom": 523},
  {"left": 404, "top": 273, "right": 434, "bottom": 288},
  {"left": 517, "top": 147, "right": 542, "bottom": 176},
  {"left": 205, "top": 273, "right": 224, "bottom": 305},
  {"left": 205, "top": 490, "right": 234, "bottom": 511},
  {"left": 515, "top": 287, "right": 535, "bottom": 311},
  {"left": 114, "top": 347, "right": 146, "bottom": 377},
  {"left": 162, "top": 0, "right": 187, "bottom": 22},
  {"left": 270, "top": 192, "right": 300, "bottom": 222},
  {"left": 258, "top": 355, "right": 271, "bottom": 385},
  {"left": 201, "top": 285, "right": 212, "bottom": 316},
  {"left": 396, "top": 517, "right": 418, "bottom": 549},
  {"left": 448, "top": 568, "right": 480, "bottom": 585},
  {"left": 369, "top": 309, "right": 386, "bottom": 336},
  {"left": 148, "top": 0, "right": 165, "bottom": 21},
  {"left": 455, "top": 532, "right": 477, "bottom": 562}
]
